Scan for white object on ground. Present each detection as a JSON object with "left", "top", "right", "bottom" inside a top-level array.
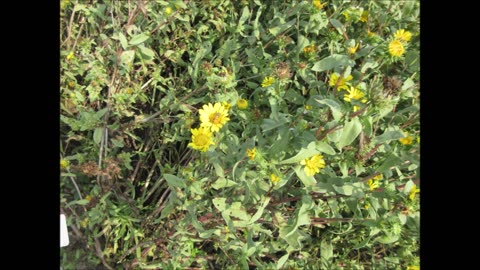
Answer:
[{"left": 60, "top": 214, "right": 69, "bottom": 247}]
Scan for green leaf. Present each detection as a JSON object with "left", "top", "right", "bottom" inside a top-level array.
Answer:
[
  {"left": 211, "top": 178, "right": 237, "bottom": 190},
  {"left": 212, "top": 197, "right": 227, "bottom": 212},
  {"left": 279, "top": 141, "right": 318, "bottom": 164},
  {"left": 402, "top": 78, "right": 415, "bottom": 90},
  {"left": 338, "top": 117, "right": 362, "bottom": 149},
  {"left": 66, "top": 199, "right": 90, "bottom": 207},
  {"left": 138, "top": 45, "right": 155, "bottom": 59},
  {"left": 314, "top": 98, "right": 343, "bottom": 121},
  {"left": 373, "top": 130, "right": 405, "bottom": 144},
  {"left": 333, "top": 184, "right": 353, "bottom": 196},
  {"left": 277, "top": 254, "right": 289, "bottom": 269},
  {"left": 311, "top": 54, "right": 355, "bottom": 72},
  {"left": 172, "top": 0, "right": 187, "bottom": 9},
  {"left": 316, "top": 141, "right": 335, "bottom": 155},
  {"left": 118, "top": 32, "right": 128, "bottom": 49},
  {"left": 269, "top": 18, "right": 296, "bottom": 36},
  {"left": 376, "top": 154, "right": 402, "bottom": 173},
  {"left": 93, "top": 127, "right": 103, "bottom": 145},
  {"left": 120, "top": 50, "right": 135, "bottom": 66},
  {"left": 164, "top": 174, "right": 186, "bottom": 189},
  {"left": 294, "top": 165, "right": 317, "bottom": 187},
  {"left": 249, "top": 197, "right": 270, "bottom": 224},
  {"left": 129, "top": 33, "right": 150, "bottom": 46},
  {"left": 329, "top": 18, "right": 343, "bottom": 34}
]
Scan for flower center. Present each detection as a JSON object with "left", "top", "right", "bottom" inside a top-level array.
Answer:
[
  {"left": 305, "top": 159, "right": 316, "bottom": 169},
  {"left": 194, "top": 134, "right": 209, "bottom": 146},
  {"left": 209, "top": 112, "right": 223, "bottom": 125}
]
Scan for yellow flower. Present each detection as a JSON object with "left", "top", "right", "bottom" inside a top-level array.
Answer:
[
  {"left": 353, "top": 105, "right": 360, "bottom": 112},
  {"left": 80, "top": 218, "right": 89, "bottom": 228},
  {"left": 199, "top": 102, "right": 230, "bottom": 132},
  {"left": 366, "top": 174, "right": 382, "bottom": 190},
  {"left": 237, "top": 99, "right": 248, "bottom": 109},
  {"left": 344, "top": 86, "right": 366, "bottom": 102},
  {"left": 313, "top": 0, "right": 325, "bottom": 9},
  {"left": 85, "top": 195, "right": 92, "bottom": 202},
  {"left": 394, "top": 29, "right": 412, "bottom": 43},
  {"left": 407, "top": 266, "right": 420, "bottom": 270},
  {"left": 60, "top": 159, "right": 69, "bottom": 169},
  {"left": 416, "top": 136, "right": 420, "bottom": 144},
  {"left": 67, "top": 81, "right": 75, "bottom": 88},
  {"left": 300, "top": 154, "right": 326, "bottom": 176},
  {"left": 364, "top": 203, "right": 370, "bottom": 210},
  {"left": 270, "top": 173, "right": 280, "bottom": 184},
  {"left": 261, "top": 76, "right": 275, "bottom": 88},
  {"left": 165, "top": 7, "right": 172, "bottom": 15},
  {"left": 188, "top": 127, "right": 215, "bottom": 152},
  {"left": 222, "top": 101, "right": 231, "bottom": 111},
  {"left": 246, "top": 147, "right": 256, "bottom": 160},
  {"left": 303, "top": 44, "right": 315, "bottom": 55},
  {"left": 342, "top": 11, "right": 350, "bottom": 21},
  {"left": 329, "top": 72, "right": 353, "bottom": 91},
  {"left": 408, "top": 184, "right": 420, "bottom": 201},
  {"left": 66, "top": 51, "right": 75, "bottom": 60},
  {"left": 305, "top": 105, "right": 312, "bottom": 110},
  {"left": 399, "top": 132, "right": 413, "bottom": 145},
  {"left": 389, "top": 40, "right": 405, "bottom": 57},
  {"left": 348, "top": 43, "right": 360, "bottom": 54},
  {"left": 360, "top": 11, "right": 369, "bottom": 22}
]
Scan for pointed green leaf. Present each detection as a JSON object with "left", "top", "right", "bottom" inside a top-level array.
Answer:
[
  {"left": 314, "top": 98, "right": 343, "bottom": 121},
  {"left": 279, "top": 141, "right": 318, "bottom": 164},
  {"left": 129, "top": 33, "right": 150, "bottom": 46},
  {"left": 212, "top": 197, "right": 227, "bottom": 212},
  {"left": 118, "top": 32, "right": 128, "bottom": 49},
  {"left": 164, "top": 174, "right": 186, "bottom": 189},
  {"left": 316, "top": 141, "right": 335, "bottom": 155},
  {"left": 311, "top": 54, "right": 355, "bottom": 72},
  {"left": 211, "top": 178, "right": 237, "bottom": 190},
  {"left": 249, "top": 197, "right": 270, "bottom": 224},
  {"left": 338, "top": 117, "right": 362, "bottom": 149}
]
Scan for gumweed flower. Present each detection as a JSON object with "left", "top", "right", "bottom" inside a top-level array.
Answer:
[
  {"left": 222, "top": 101, "right": 231, "bottom": 111},
  {"left": 303, "top": 44, "right": 315, "bottom": 54},
  {"left": 407, "top": 266, "right": 419, "bottom": 270},
  {"left": 66, "top": 51, "right": 75, "bottom": 60},
  {"left": 300, "top": 154, "right": 326, "bottom": 176},
  {"left": 360, "top": 11, "right": 369, "bottom": 22},
  {"left": 60, "top": 159, "right": 70, "bottom": 169},
  {"left": 399, "top": 132, "right": 413, "bottom": 145},
  {"left": 408, "top": 184, "right": 420, "bottom": 201},
  {"left": 165, "top": 6, "right": 172, "bottom": 15},
  {"left": 388, "top": 40, "right": 405, "bottom": 57},
  {"left": 237, "top": 99, "right": 248, "bottom": 109},
  {"left": 246, "top": 147, "right": 256, "bottom": 160},
  {"left": 313, "top": 0, "right": 325, "bottom": 9},
  {"left": 329, "top": 72, "right": 353, "bottom": 91},
  {"left": 394, "top": 29, "right": 412, "bottom": 43},
  {"left": 344, "top": 86, "right": 366, "bottom": 103},
  {"left": 199, "top": 102, "right": 230, "bottom": 132},
  {"left": 366, "top": 174, "right": 382, "bottom": 190},
  {"left": 261, "top": 76, "right": 275, "bottom": 88},
  {"left": 188, "top": 127, "right": 215, "bottom": 152},
  {"left": 348, "top": 43, "right": 360, "bottom": 54},
  {"left": 270, "top": 173, "right": 280, "bottom": 184}
]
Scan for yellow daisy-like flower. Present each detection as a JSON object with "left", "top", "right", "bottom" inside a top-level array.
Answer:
[
  {"left": 222, "top": 101, "right": 231, "bottom": 111},
  {"left": 344, "top": 86, "right": 366, "bottom": 103},
  {"left": 66, "top": 51, "right": 75, "bottom": 61},
  {"left": 348, "top": 43, "right": 360, "bottom": 55},
  {"left": 394, "top": 29, "right": 412, "bottom": 43},
  {"left": 188, "top": 126, "right": 215, "bottom": 152},
  {"left": 353, "top": 105, "right": 361, "bottom": 112},
  {"left": 367, "top": 31, "right": 376, "bottom": 38},
  {"left": 300, "top": 154, "right": 326, "bottom": 176},
  {"left": 329, "top": 72, "right": 353, "bottom": 91},
  {"left": 360, "top": 11, "right": 369, "bottom": 22},
  {"left": 399, "top": 132, "right": 413, "bottom": 145},
  {"left": 303, "top": 44, "right": 315, "bottom": 55},
  {"left": 313, "top": 0, "right": 325, "bottom": 9},
  {"left": 246, "top": 147, "right": 256, "bottom": 160},
  {"left": 165, "top": 6, "right": 172, "bottom": 15},
  {"left": 305, "top": 105, "right": 312, "bottom": 110},
  {"left": 237, "top": 99, "right": 248, "bottom": 109},
  {"left": 60, "top": 159, "right": 69, "bottom": 169},
  {"left": 408, "top": 184, "right": 420, "bottom": 201},
  {"left": 270, "top": 173, "right": 280, "bottom": 184},
  {"left": 366, "top": 174, "right": 382, "bottom": 191},
  {"left": 261, "top": 76, "right": 275, "bottom": 88},
  {"left": 199, "top": 102, "right": 230, "bottom": 132},
  {"left": 407, "top": 266, "right": 420, "bottom": 270},
  {"left": 85, "top": 195, "right": 92, "bottom": 202},
  {"left": 364, "top": 203, "right": 370, "bottom": 210},
  {"left": 388, "top": 40, "right": 405, "bottom": 57}
]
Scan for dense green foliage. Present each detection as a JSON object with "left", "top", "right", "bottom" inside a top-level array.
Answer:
[{"left": 60, "top": 0, "right": 420, "bottom": 269}]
